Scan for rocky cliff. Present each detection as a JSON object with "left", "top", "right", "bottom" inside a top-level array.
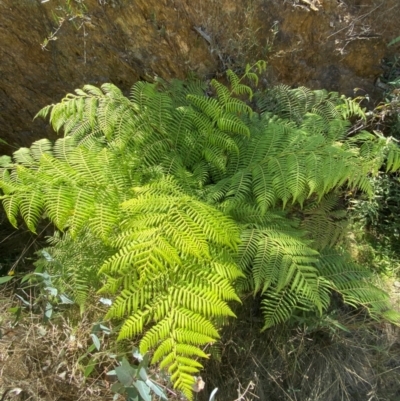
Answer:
[{"left": 1, "top": 0, "right": 399, "bottom": 153}]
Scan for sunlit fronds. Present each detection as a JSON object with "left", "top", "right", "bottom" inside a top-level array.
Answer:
[{"left": 4, "top": 64, "right": 400, "bottom": 399}]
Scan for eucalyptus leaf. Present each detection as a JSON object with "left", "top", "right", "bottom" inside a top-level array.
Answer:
[
  {"left": 40, "top": 250, "right": 54, "bottom": 262},
  {"left": 126, "top": 386, "right": 139, "bottom": 401},
  {"left": 115, "top": 358, "right": 136, "bottom": 387},
  {"left": 15, "top": 294, "right": 31, "bottom": 306},
  {"left": 106, "top": 369, "right": 117, "bottom": 376},
  {"left": 145, "top": 379, "right": 168, "bottom": 400},
  {"left": 90, "top": 333, "right": 101, "bottom": 351},
  {"left": 110, "top": 382, "right": 125, "bottom": 394},
  {"left": 388, "top": 36, "right": 400, "bottom": 47},
  {"left": 92, "top": 323, "right": 110, "bottom": 335},
  {"left": 133, "top": 380, "right": 151, "bottom": 401},
  {"left": 34, "top": 272, "right": 52, "bottom": 280},
  {"left": 138, "top": 367, "right": 148, "bottom": 381},
  {"left": 59, "top": 294, "right": 74, "bottom": 304},
  {"left": 44, "top": 302, "right": 53, "bottom": 320},
  {"left": 99, "top": 324, "right": 111, "bottom": 334},
  {"left": 45, "top": 286, "right": 58, "bottom": 296}
]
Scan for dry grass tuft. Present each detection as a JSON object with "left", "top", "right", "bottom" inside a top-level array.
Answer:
[
  {"left": 0, "top": 285, "right": 117, "bottom": 401},
  {"left": 200, "top": 299, "right": 400, "bottom": 401}
]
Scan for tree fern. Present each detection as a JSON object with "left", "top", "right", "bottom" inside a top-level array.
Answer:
[{"left": 2, "top": 64, "right": 400, "bottom": 399}]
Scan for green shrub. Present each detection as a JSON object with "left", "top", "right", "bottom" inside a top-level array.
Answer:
[{"left": 1, "top": 62, "right": 400, "bottom": 398}]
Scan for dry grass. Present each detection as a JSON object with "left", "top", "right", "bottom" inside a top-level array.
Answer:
[
  {"left": 199, "top": 298, "right": 400, "bottom": 401},
  {"left": 0, "top": 284, "right": 118, "bottom": 401},
  {"left": 2, "top": 280, "right": 400, "bottom": 401}
]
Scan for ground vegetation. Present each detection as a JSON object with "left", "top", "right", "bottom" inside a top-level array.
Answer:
[{"left": 1, "top": 59, "right": 400, "bottom": 400}]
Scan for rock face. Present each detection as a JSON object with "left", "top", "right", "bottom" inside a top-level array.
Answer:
[{"left": 0, "top": 0, "right": 399, "bottom": 153}]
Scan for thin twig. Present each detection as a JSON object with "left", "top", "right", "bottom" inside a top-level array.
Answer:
[{"left": 232, "top": 380, "right": 257, "bottom": 401}]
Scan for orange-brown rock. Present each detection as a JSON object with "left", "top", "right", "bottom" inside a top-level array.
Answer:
[{"left": 0, "top": 0, "right": 399, "bottom": 153}]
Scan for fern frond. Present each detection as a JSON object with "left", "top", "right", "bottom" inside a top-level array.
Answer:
[
  {"left": 52, "top": 136, "right": 77, "bottom": 160},
  {"left": 34, "top": 104, "right": 53, "bottom": 121},
  {"left": 107, "top": 259, "right": 236, "bottom": 398},
  {"left": 317, "top": 250, "right": 394, "bottom": 318},
  {"left": 301, "top": 193, "right": 348, "bottom": 250},
  {"left": 42, "top": 186, "right": 73, "bottom": 230},
  {"left": 187, "top": 95, "right": 221, "bottom": 121},
  {"left": 2, "top": 194, "right": 20, "bottom": 228},
  {"left": 38, "top": 154, "right": 79, "bottom": 184},
  {"left": 30, "top": 139, "right": 53, "bottom": 161},
  {"left": 261, "top": 288, "right": 299, "bottom": 329},
  {"left": 226, "top": 70, "right": 253, "bottom": 99},
  {"left": 89, "top": 198, "right": 120, "bottom": 242},
  {"left": 386, "top": 140, "right": 400, "bottom": 172},
  {"left": 13, "top": 148, "right": 35, "bottom": 167},
  {"left": 20, "top": 191, "right": 44, "bottom": 232},
  {"left": 67, "top": 188, "right": 96, "bottom": 236},
  {"left": 216, "top": 113, "right": 250, "bottom": 137},
  {"left": 337, "top": 96, "right": 366, "bottom": 121},
  {"left": 94, "top": 177, "right": 241, "bottom": 398}
]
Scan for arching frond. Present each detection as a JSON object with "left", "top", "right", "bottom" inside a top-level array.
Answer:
[{"left": 5, "top": 65, "right": 400, "bottom": 399}]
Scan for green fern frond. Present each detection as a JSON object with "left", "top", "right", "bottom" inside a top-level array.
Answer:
[
  {"left": 106, "top": 258, "right": 236, "bottom": 398},
  {"left": 211, "top": 80, "right": 231, "bottom": 106},
  {"left": 337, "top": 96, "right": 366, "bottom": 120},
  {"left": 34, "top": 104, "right": 53, "bottom": 121},
  {"left": 301, "top": 193, "right": 348, "bottom": 250},
  {"left": 258, "top": 85, "right": 346, "bottom": 127},
  {"left": 130, "top": 81, "right": 157, "bottom": 111},
  {"left": 20, "top": 191, "right": 44, "bottom": 232},
  {"left": 157, "top": 75, "right": 207, "bottom": 108},
  {"left": 226, "top": 69, "right": 253, "bottom": 99},
  {"left": 13, "top": 148, "right": 35, "bottom": 167},
  {"left": 30, "top": 139, "right": 53, "bottom": 161},
  {"left": 53, "top": 136, "right": 76, "bottom": 161},
  {"left": 226, "top": 70, "right": 241, "bottom": 92},
  {"left": 187, "top": 95, "right": 221, "bottom": 120},
  {"left": 5, "top": 67, "right": 400, "bottom": 399},
  {"left": 316, "top": 250, "right": 395, "bottom": 318},
  {"left": 89, "top": 199, "right": 120, "bottom": 242},
  {"left": 95, "top": 177, "right": 241, "bottom": 398},
  {"left": 2, "top": 194, "right": 20, "bottom": 228},
  {"left": 261, "top": 288, "right": 299, "bottom": 329},
  {"left": 67, "top": 188, "right": 96, "bottom": 235},
  {"left": 44, "top": 185, "right": 74, "bottom": 231},
  {"left": 386, "top": 140, "right": 400, "bottom": 172},
  {"left": 216, "top": 113, "right": 250, "bottom": 137},
  {"left": 222, "top": 97, "right": 253, "bottom": 116},
  {"left": 119, "top": 178, "right": 240, "bottom": 255},
  {"left": 39, "top": 154, "right": 79, "bottom": 184}
]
